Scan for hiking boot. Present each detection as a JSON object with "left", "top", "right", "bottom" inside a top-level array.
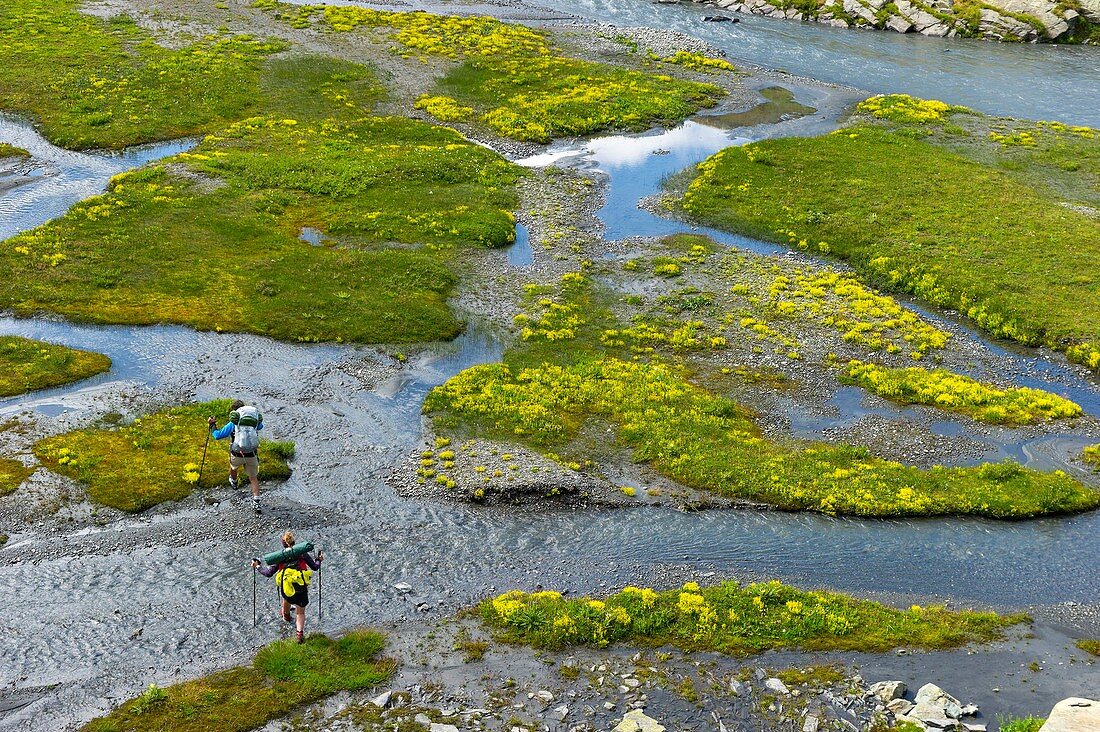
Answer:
[
  {"left": 296, "top": 630, "right": 304, "bottom": 644},
  {"left": 228, "top": 474, "right": 238, "bottom": 489},
  {"left": 252, "top": 496, "right": 261, "bottom": 513},
  {"left": 281, "top": 608, "right": 292, "bottom": 623}
]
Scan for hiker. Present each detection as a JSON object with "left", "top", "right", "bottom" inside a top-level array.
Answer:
[
  {"left": 208, "top": 399, "right": 264, "bottom": 512},
  {"left": 252, "top": 531, "right": 324, "bottom": 643}
]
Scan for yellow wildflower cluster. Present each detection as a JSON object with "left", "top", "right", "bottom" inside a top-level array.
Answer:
[
  {"left": 1066, "top": 343, "right": 1100, "bottom": 371},
  {"left": 856, "top": 94, "right": 960, "bottom": 124},
  {"left": 662, "top": 51, "right": 737, "bottom": 73},
  {"left": 1083, "top": 444, "right": 1100, "bottom": 471},
  {"left": 415, "top": 95, "right": 475, "bottom": 123},
  {"left": 841, "top": 360, "right": 1082, "bottom": 425},
  {"left": 424, "top": 355, "right": 1100, "bottom": 518},
  {"left": 479, "top": 579, "right": 1019, "bottom": 653}
]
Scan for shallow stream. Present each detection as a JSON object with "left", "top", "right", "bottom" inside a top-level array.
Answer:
[{"left": 0, "top": 43, "right": 1098, "bottom": 731}]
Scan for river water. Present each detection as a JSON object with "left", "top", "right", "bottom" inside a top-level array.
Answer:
[
  {"left": 538, "top": 0, "right": 1100, "bottom": 126},
  {"left": 1, "top": 11, "right": 1099, "bottom": 730}
]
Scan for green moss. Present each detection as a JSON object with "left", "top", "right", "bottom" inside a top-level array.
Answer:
[
  {"left": 1084, "top": 444, "right": 1100, "bottom": 470},
  {"left": 268, "top": 3, "right": 726, "bottom": 142},
  {"left": 0, "top": 336, "right": 111, "bottom": 397},
  {"left": 997, "top": 716, "right": 1046, "bottom": 732},
  {"left": 0, "top": 0, "right": 287, "bottom": 149},
  {"left": 774, "top": 664, "right": 847, "bottom": 688},
  {"left": 425, "top": 273, "right": 1100, "bottom": 519},
  {"left": 2, "top": 56, "right": 520, "bottom": 344},
  {"left": 1077, "top": 638, "right": 1100, "bottom": 656},
  {"left": 480, "top": 580, "right": 1024, "bottom": 653},
  {"left": 840, "top": 360, "right": 1082, "bottom": 425},
  {"left": 82, "top": 630, "right": 393, "bottom": 732},
  {"left": 0, "top": 143, "right": 29, "bottom": 159},
  {"left": 34, "top": 399, "right": 293, "bottom": 512},
  {"left": 677, "top": 108, "right": 1100, "bottom": 370},
  {"left": 0, "top": 458, "right": 33, "bottom": 496}
]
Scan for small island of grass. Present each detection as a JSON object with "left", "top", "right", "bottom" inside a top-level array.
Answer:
[
  {"left": 0, "top": 143, "right": 29, "bottom": 159},
  {"left": 82, "top": 630, "right": 393, "bottom": 732},
  {"left": 0, "top": 458, "right": 34, "bottom": 496},
  {"left": 34, "top": 399, "right": 294, "bottom": 512},
  {"left": 0, "top": 336, "right": 111, "bottom": 397},
  {"left": 480, "top": 580, "right": 1024, "bottom": 654}
]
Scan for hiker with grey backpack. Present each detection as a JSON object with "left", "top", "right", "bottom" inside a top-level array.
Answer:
[{"left": 208, "top": 399, "right": 265, "bottom": 512}]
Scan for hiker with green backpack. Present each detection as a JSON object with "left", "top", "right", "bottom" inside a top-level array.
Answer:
[
  {"left": 252, "top": 531, "right": 324, "bottom": 643},
  {"left": 208, "top": 399, "right": 264, "bottom": 512}
]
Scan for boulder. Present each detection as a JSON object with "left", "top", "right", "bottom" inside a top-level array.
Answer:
[
  {"left": 869, "top": 681, "right": 907, "bottom": 702},
  {"left": 613, "top": 710, "right": 666, "bottom": 732},
  {"left": 843, "top": 0, "right": 880, "bottom": 23},
  {"left": 887, "top": 698, "right": 915, "bottom": 716},
  {"left": 886, "top": 13, "right": 915, "bottom": 31},
  {"left": 1039, "top": 698, "right": 1100, "bottom": 732},
  {"left": 978, "top": 7, "right": 1040, "bottom": 40},
  {"left": 429, "top": 725, "right": 459, "bottom": 732},
  {"left": 369, "top": 690, "right": 393, "bottom": 709},
  {"left": 1079, "top": 0, "right": 1100, "bottom": 21},
  {"left": 764, "top": 678, "right": 791, "bottom": 695}
]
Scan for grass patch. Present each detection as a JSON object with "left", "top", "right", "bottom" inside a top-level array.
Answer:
[
  {"left": 774, "top": 664, "right": 847, "bottom": 688},
  {"left": 267, "top": 3, "right": 726, "bottom": 143},
  {"left": 996, "top": 716, "right": 1045, "bottom": 732},
  {"left": 0, "top": 336, "right": 111, "bottom": 397},
  {"left": 479, "top": 580, "right": 1024, "bottom": 653},
  {"left": 439, "top": 56, "right": 725, "bottom": 143},
  {"left": 0, "top": 0, "right": 286, "bottom": 149},
  {"left": 677, "top": 95, "right": 1100, "bottom": 370},
  {"left": 0, "top": 458, "right": 33, "bottom": 496},
  {"left": 82, "top": 630, "right": 393, "bottom": 732},
  {"left": 0, "top": 143, "right": 29, "bottom": 158},
  {"left": 34, "top": 399, "right": 293, "bottom": 511},
  {"left": 840, "top": 359, "right": 1082, "bottom": 425},
  {"left": 425, "top": 273, "right": 1100, "bottom": 518},
  {"left": 1077, "top": 638, "right": 1100, "bottom": 656},
  {"left": 1083, "top": 444, "right": 1100, "bottom": 471},
  {"left": 2, "top": 55, "right": 520, "bottom": 344}
]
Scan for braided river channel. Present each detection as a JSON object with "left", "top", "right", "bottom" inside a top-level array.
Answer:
[{"left": 1, "top": 4, "right": 1099, "bottom": 729}]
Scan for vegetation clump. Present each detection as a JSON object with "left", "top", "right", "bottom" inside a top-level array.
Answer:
[
  {"left": 997, "top": 716, "right": 1046, "bottom": 732},
  {"left": 1083, "top": 444, "right": 1100, "bottom": 470},
  {"left": 0, "top": 0, "right": 286, "bottom": 149},
  {"left": 82, "top": 630, "right": 393, "bottom": 732},
  {"left": 262, "top": 3, "right": 727, "bottom": 143},
  {"left": 1, "top": 56, "right": 521, "bottom": 344},
  {"left": 841, "top": 360, "right": 1082, "bottom": 425},
  {"left": 34, "top": 399, "right": 294, "bottom": 512},
  {"left": 0, "top": 458, "right": 33, "bottom": 496},
  {"left": 661, "top": 50, "right": 738, "bottom": 73},
  {"left": 426, "top": 356, "right": 1098, "bottom": 518},
  {"left": 1076, "top": 638, "right": 1100, "bottom": 656},
  {"left": 0, "top": 144, "right": 29, "bottom": 159},
  {"left": 0, "top": 336, "right": 111, "bottom": 397},
  {"left": 677, "top": 102, "right": 1100, "bottom": 370},
  {"left": 479, "top": 580, "right": 1023, "bottom": 653}
]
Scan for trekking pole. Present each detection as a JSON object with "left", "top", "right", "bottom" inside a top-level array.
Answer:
[
  {"left": 317, "top": 547, "right": 322, "bottom": 624},
  {"left": 252, "top": 565, "right": 257, "bottom": 628},
  {"left": 198, "top": 424, "right": 212, "bottom": 484}
]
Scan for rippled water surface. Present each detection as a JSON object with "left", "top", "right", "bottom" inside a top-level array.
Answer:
[{"left": 538, "top": 0, "right": 1100, "bottom": 126}]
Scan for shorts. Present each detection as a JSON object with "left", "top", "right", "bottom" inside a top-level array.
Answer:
[
  {"left": 230, "top": 453, "right": 259, "bottom": 479},
  {"left": 282, "top": 586, "right": 309, "bottom": 608}
]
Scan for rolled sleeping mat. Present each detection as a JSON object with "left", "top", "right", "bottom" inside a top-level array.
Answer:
[{"left": 263, "top": 540, "right": 314, "bottom": 566}]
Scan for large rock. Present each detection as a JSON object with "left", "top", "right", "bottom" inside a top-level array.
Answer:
[
  {"left": 870, "top": 680, "right": 907, "bottom": 702},
  {"left": 978, "top": 7, "right": 1040, "bottom": 40},
  {"left": 885, "top": 13, "right": 915, "bottom": 31},
  {"left": 613, "top": 710, "right": 666, "bottom": 732},
  {"left": 764, "top": 678, "right": 791, "bottom": 695},
  {"left": 910, "top": 684, "right": 969, "bottom": 728},
  {"left": 843, "top": 0, "right": 880, "bottom": 23},
  {"left": 1079, "top": 0, "right": 1100, "bottom": 21},
  {"left": 1039, "top": 698, "right": 1100, "bottom": 732}
]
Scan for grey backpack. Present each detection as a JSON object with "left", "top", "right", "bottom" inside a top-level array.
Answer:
[{"left": 230, "top": 405, "right": 262, "bottom": 453}]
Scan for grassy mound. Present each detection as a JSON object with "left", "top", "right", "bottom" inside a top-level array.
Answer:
[
  {"left": 424, "top": 273, "right": 1100, "bottom": 519},
  {"left": 479, "top": 580, "right": 1024, "bottom": 653},
  {"left": 840, "top": 360, "right": 1082, "bottom": 425},
  {"left": 34, "top": 399, "right": 294, "bottom": 511},
  {"left": 0, "top": 0, "right": 286, "bottom": 149},
  {"left": 0, "top": 144, "right": 29, "bottom": 158},
  {"left": 1, "top": 51, "right": 520, "bottom": 344},
  {"left": 0, "top": 458, "right": 33, "bottom": 496},
  {"left": 0, "top": 336, "right": 111, "bottom": 397},
  {"left": 1077, "top": 638, "right": 1100, "bottom": 656},
  {"left": 82, "top": 630, "right": 393, "bottom": 732},
  {"left": 263, "top": 3, "right": 727, "bottom": 143},
  {"left": 676, "top": 96, "right": 1100, "bottom": 370}
]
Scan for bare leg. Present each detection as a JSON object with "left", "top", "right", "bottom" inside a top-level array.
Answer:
[
  {"left": 296, "top": 607, "right": 306, "bottom": 635},
  {"left": 249, "top": 474, "right": 260, "bottom": 498},
  {"left": 281, "top": 598, "right": 292, "bottom": 622}
]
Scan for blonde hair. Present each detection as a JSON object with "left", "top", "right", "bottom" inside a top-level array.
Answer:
[{"left": 282, "top": 531, "right": 295, "bottom": 547}]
